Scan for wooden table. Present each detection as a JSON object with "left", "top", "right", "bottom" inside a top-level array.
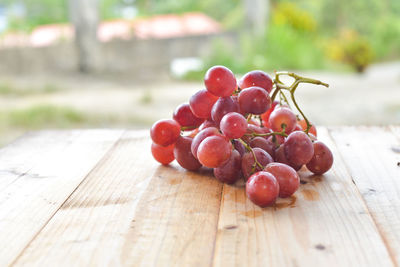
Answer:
[{"left": 0, "top": 127, "right": 399, "bottom": 267}]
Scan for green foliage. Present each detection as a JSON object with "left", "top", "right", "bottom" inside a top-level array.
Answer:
[
  {"left": 325, "top": 29, "right": 374, "bottom": 72},
  {"left": 6, "top": 105, "right": 86, "bottom": 129}
]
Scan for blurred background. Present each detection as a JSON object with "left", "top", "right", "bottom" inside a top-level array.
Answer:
[{"left": 0, "top": 0, "right": 399, "bottom": 146}]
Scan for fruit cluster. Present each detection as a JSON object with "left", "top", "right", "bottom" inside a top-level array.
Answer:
[{"left": 150, "top": 66, "right": 334, "bottom": 207}]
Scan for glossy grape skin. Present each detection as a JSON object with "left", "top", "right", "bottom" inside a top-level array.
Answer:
[
  {"left": 274, "top": 145, "right": 302, "bottom": 171},
  {"left": 241, "top": 147, "right": 273, "bottom": 179},
  {"left": 191, "top": 127, "right": 221, "bottom": 159},
  {"left": 214, "top": 149, "right": 242, "bottom": 184},
  {"left": 151, "top": 143, "right": 175, "bottom": 165},
  {"left": 241, "top": 124, "right": 265, "bottom": 143},
  {"left": 238, "top": 87, "right": 271, "bottom": 115},
  {"left": 306, "top": 141, "right": 334, "bottom": 175},
  {"left": 298, "top": 119, "right": 317, "bottom": 137},
  {"left": 246, "top": 171, "right": 279, "bottom": 207},
  {"left": 204, "top": 65, "right": 237, "bottom": 97},
  {"left": 150, "top": 119, "right": 181, "bottom": 147},
  {"left": 189, "top": 89, "right": 219, "bottom": 119},
  {"left": 261, "top": 100, "right": 279, "bottom": 127},
  {"left": 197, "top": 135, "right": 232, "bottom": 168},
  {"left": 268, "top": 135, "right": 285, "bottom": 148},
  {"left": 220, "top": 112, "right": 247, "bottom": 139},
  {"left": 211, "top": 96, "right": 240, "bottom": 126},
  {"left": 239, "top": 70, "right": 273, "bottom": 93},
  {"left": 284, "top": 131, "right": 314, "bottom": 166},
  {"left": 264, "top": 162, "right": 300, "bottom": 198},
  {"left": 199, "top": 119, "right": 217, "bottom": 131},
  {"left": 269, "top": 107, "right": 297, "bottom": 134},
  {"left": 232, "top": 139, "right": 246, "bottom": 156},
  {"left": 173, "top": 136, "right": 202, "bottom": 171},
  {"left": 173, "top": 103, "right": 204, "bottom": 129},
  {"left": 250, "top": 136, "right": 275, "bottom": 158}
]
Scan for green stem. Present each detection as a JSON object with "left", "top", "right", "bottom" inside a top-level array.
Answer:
[{"left": 238, "top": 138, "right": 264, "bottom": 170}]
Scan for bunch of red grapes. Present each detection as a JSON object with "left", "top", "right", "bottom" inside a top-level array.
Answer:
[{"left": 150, "top": 66, "right": 334, "bottom": 207}]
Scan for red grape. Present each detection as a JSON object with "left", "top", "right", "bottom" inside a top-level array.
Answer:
[
  {"left": 173, "top": 103, "right": 204, "bottom": 129},
  {"left": 150, "top": 119, "right": 181, "bottom": 146},
  {"left": 246, "top": 171, "right": 279, "bottom": 207},
  {"left": 241, "top": 124, "right": 265, "bottom": 143},
  {"left": 211, "top": 96, "right": 240, "bottom": 126},
  {"left": 267, "top": 135, "right": 285, "bottom": 147},
  {"left": 174, "top": 136, "right": 202, "bottom": 171},
  {"left": 306, "top": 141, "right": 334, "bottom": 175},
  {"left": 269, "top": 107, "right": 297, "bottom": 134},
  {"left": 189, "top": 89, "right": 219, "bottom": 119},
  {"left": 298, "top": 119, "right": 317, "bottom": 137},
  {"left": 197, "top": 135, "right": 232, "bottom": 168},
  {"left": 238, "top": 87, "right": 271, "bottom": 115},
  {"left": 284, "top": 131, "right": 314, "bottom": 166},
  {"left": 239, "top": 70, "right": 273, "bottom": 93},
  {"left": 250, "top": 136, "right": 275, "bottom": 158},
  {"left": 232, "top": 139, "right": 246, "bottom": 156},
  {"left": 191, "top": 127, "right": 221, "bottom": 159},
  {"left": 220, "top": 112, "right": 247, "bottom": 139},
  {"left": 214, "top": 149, "right": 242, "bottom": 184},
  {"left": 264, "top": 162, "right": 300, "bottom": 198},
  {"left": 241, "top": 147, "right": 273, "bottom": 179},
  {"left": 274, "top": 145, "right": 302, "bottom": 171},
  {"left": 261, "top": 100, "right": 279, "bottom": 127},
  {"left": 199, "top": 119, "right": 217, "bottom": 131},
  {"left": 151, "top": 143, "right": 175, "bottom": 165},
  {"left": 204, "top": 65, "right": 237, "bottom": 97}
]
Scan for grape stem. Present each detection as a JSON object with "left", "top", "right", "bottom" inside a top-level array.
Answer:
[
  {"left": 238, "top": 138, "right": 264, "bottom": 171},
  {"left": 244, "top": 131, "right": 287, "bottom": 138},
  {"left": 271, "top": 71, "right": 329, "bottom": 135},
  {"left": 180, "top": 126, "right": 197, "bottom": 131}
]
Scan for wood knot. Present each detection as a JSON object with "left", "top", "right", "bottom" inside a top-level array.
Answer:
[{"left": 315, "top": 244, "right": 326, "bottom": 250}]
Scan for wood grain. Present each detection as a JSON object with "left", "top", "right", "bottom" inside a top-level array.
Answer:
[
  {"left": 0, "top": 130, "right": 123, "bottom": 267},
  {"left": 212, "top": 127, "right": 394, "bottom": 267},
  {"left": 14, "top": 131, "right": 223, "bottom": 266},
  {"left": 329, "top": 126, "right": 400, "bottom": 265}
]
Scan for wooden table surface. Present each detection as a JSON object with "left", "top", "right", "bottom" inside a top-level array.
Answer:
[{"left": 0, "top": 127, "right": 399, "bottom": 267}]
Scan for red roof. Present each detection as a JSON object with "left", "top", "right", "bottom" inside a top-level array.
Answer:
[{"left": 0, "top": 12, "right": 221, "bottom": 48}]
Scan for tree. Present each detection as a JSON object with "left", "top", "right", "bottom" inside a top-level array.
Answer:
[{"left": 68, "top": 0, "right": 101, "bottom": 73}]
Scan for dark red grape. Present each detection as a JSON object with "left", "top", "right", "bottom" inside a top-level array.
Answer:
[
  {"left": 174, "top": 136, "right": 202, "bottom": 171},
  {"left": 246, "top": 171, "right": 279, "bottom": 207},
  {"left": 197, "top": 135, "right": 232, "bottom": 168},
  {"left": 238, "top": 87, "right": 271, "bottom": 115},
  {"left": 269, "top": 107, "right": 297, "bottom": 134},
  {"left": 241, "top": 147, "right": 273, "bottom": 179},
  {"left": 151, "top": 143, "right": 175, "bottom": 165},
  {"left": 204, "top": 65, "right": 237, "bottom": 97},
  {"left": 214, "top": 149, "right": 242, "bottom": 184},
  {"left": 220, "top": 112, "right": 247, "bottom": 139},
  {"left": 232, "top": 139, "right": 246, "bottom": 156},
  {"left": 264, "top": 162, "right": 300, "bottom": 198},
  {"left": 189, "top": 89, "right": 219, "bottom": 119},
  {"left": 306, "top": 141, "right": 333, "bottom": 175},
  {"left": 239, "top": 70, "right": 273, "bottom": 93},
  {"left": 173, "top": 103, "right": 204, "bottom": 130},
  {"left": 284, "top": 131, "right": 314, "bottom": 166},
  {"left": 250, "top": 136, "right": 275, "bottom": 158},
  {"left": 191, "top": 127, "right": 221, "bottom": 159},
  {"left": 274, "top": 145, "right": 302, "bottom": 171},
  {"left": 150, "top": 119, "right": 181, "bottom": 147},
  {"left": 211, "top": 96, "right": 240, "bottom": 126}
]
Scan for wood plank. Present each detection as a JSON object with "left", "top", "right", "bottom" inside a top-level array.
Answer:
[
  {"left": 329, "top": 126, "right": 400, "bottom": 264},
  {"left": 14, "top": 132, "right": 223, "bottom": 266},
  {"left": 0, "top": 129, "right": 123, "bottom": 267},
  {"left": 212, "top": 127, "right": 394, "bottom": 267}
]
